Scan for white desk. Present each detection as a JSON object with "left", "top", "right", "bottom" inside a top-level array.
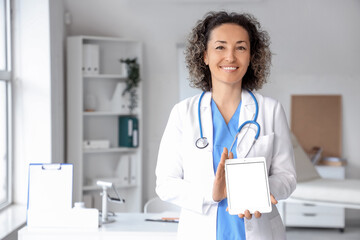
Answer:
[{"left": 18, "top": 213, "right": 178, "bottom": 240}]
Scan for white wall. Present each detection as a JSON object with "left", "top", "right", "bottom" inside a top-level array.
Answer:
[
  {"left": 49, "top": 0, "right": 65, "bottom": 165},
  {"left": 63, "top": 0, "right": 360, "bottom": 220}
]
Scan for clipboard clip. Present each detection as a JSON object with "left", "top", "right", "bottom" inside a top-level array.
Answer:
[{"left": 41, "top": 164, "right": 62, "bottom": 170}]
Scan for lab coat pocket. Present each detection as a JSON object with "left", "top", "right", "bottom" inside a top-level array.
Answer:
[{"left": 247, "top": 133, "right": 274, "bottom": 161}]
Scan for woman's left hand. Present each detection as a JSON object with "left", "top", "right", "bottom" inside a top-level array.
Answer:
[{"left": 229, "top": 194, "right": 278, "bottom": 219}]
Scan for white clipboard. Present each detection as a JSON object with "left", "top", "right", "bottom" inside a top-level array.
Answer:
[
  {"left": 225, "top": 157, "right": 272, "bottom": 215},
  {"left": 27, "top": 164, "right": 73, "bottom": 225},
  {"left": 27, "top": 163, "right": 99, "bottom": 229},
  {"left": 27, "top": 163, "right": 73, "bottom": 211}
]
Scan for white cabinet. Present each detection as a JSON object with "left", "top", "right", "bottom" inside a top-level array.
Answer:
[
  {"left": 281, "top": 166, "right": 345, "bottom": 230},
  {"left": 66, "top": 36, "right": 143, "bottom": 212}
]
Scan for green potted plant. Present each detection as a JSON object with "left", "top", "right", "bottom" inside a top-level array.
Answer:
[{"left": 119, "top": 58, "right": 141, "bottom": 113}]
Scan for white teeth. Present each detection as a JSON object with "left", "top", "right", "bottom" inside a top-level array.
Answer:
[{"left": 223, "top": 67, "right": 237, "bottom": 70}]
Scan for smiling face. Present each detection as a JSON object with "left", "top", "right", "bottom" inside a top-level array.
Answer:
[{"left": 204, "top": 23, "right": 251, "bottom": 89}]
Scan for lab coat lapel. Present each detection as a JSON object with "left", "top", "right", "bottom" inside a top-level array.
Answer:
[
  {"left": 200, "top": 92, "right": 213, "bottom": 153},
  {"left": 196, "top": 92, "right": 215, "bottom": 181},
  {"left": 236, "top": 90, "right": 257, "bottom": 158}
]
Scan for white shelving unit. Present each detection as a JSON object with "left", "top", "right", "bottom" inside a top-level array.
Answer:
[
  {"left": 66, "top": 36, "right": 143, "bottom": 212},
  {"left": 280, "top": 165, "right": 345, "bottom": 230}
]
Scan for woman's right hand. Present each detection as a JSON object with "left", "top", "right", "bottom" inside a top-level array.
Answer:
[{"left": 212, "top": 147, "right": 233, "bottom": 202}]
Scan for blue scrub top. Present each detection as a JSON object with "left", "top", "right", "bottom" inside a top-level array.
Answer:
[{"left": 211, "top": 99, "right": 246, "bottom": 240}]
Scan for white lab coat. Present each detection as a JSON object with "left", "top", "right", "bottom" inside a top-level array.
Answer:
[{"left": 156, "top": 90, "right": 296, "bottom": 240}]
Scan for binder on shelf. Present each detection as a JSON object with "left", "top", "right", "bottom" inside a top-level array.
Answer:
[
  {"left": 82, "top": 44, "right": 99, "bottom": 75},
  {"left": 90, "top": 44, "right": 100, "bottom": 74},
  {"left": 82, "top": 44, "right": 90, "bottom": 74},
  {"left": 116, "top": 155, "right": 130, "bottom": 186},
  {"left": 111, "top": 82, "right": 131, "bottom": 114},
  {"left": 118, "top": 116, "right": 139, "bottom": 148},
  {"left": 130, "top": 155, "right": 137, "bottom": 185}
]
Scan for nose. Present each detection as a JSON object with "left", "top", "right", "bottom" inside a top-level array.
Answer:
[{"left": 225, "top": 49, "right": 236, "bottom": 62}]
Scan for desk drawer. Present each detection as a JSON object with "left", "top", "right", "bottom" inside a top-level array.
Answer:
[
  {"left": 286, "top": 202, "right": 344, "bottom": 215},
  {"left": 286, "top": 212, "right": 344, "bottom": 228}
]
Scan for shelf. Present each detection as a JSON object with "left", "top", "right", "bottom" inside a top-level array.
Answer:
[
  {"left": 83, "top": 74, "right": 127, "bottom": 80},
  {"left": 83, "top": 147, "right": 137, "bottom": 154},
  {"left": 83, "top": 183, "right": 137, "bottom": 191},
  {"left": 67, "top": 35, "right": 142, "bottom": 212},
  {"left": 83, "top": 111, "right": 138, "bottom": 116}
]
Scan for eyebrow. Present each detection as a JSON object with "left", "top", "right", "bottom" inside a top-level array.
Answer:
[{"left": 215, "top": 40, "right": 247, "bottom": 44}]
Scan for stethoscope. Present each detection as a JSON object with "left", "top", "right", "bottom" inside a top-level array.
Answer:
[{"left": 195, "top": 90, "right": 260, "bottom": 154}]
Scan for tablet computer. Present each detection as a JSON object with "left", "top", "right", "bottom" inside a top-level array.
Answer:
[{"left": 225, "top": 157, "right": 272, "bottom": 215}]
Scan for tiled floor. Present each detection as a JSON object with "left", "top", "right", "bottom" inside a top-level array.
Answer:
[{"left": 286, "top": 227, "right": 360, "bottom": 240}]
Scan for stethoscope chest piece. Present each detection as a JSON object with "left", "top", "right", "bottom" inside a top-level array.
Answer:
[{"left": 196, "top": 137, "right": 209, "bottom": 149}]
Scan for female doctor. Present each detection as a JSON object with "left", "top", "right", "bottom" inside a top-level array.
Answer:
[{"left": 156, "top": 11, "right": 296, "bottom": 240}]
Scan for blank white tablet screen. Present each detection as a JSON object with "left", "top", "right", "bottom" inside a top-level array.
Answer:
[{"left": 226, "top": 158, "right": 271, "bottom": 214}]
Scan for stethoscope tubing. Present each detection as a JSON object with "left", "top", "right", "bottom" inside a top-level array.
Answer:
[
  {"left": 196, "top": 90, "right": 260, "bottom": 153},
  {"left": 198, "top": 91, "right": 206, "bottom": 139}
]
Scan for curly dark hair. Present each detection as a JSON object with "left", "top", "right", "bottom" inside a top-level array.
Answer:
[{"left": 185, "top": 11, "right": 272, "bottom": 91}]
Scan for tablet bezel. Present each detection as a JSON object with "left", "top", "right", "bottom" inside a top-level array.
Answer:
[{"left": 225, "top": 157, "right": 272, "bottom": 215}]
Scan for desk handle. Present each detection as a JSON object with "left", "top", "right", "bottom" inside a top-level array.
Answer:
[{"left": 303, "top": 213, "right": 317, "bottom": 217}]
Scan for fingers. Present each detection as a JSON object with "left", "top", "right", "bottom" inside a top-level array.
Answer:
[
  {"left": 237, "top": 210, "right": 252, "bottom": 219},
  {"left": 220, "top": 147, "right": 228, "bottom": 165},
  {"left": 216, "top": 148, "right": 228, "bottom": 179},
  {"left": 237, "top": 210, "right": 261, "bottom": 219},
  {"left": 254, "top": 211, "right": 261, "bottom": 218},
  {"left": 270, "top": 194, "right": 278, "bottom": 205},
  {"left": 238, "top": 213, "right": 245, "bottom": 218},
  {"left": 219, "top": 148, "right": 234, "bottom": 166},
  {"left": 244, "top": 210, "right": 251, "bottom": 219}
]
